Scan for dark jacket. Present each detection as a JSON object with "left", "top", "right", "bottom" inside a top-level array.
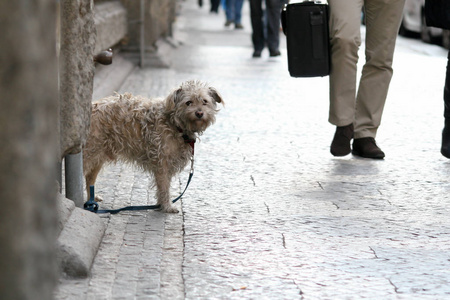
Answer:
[{"left": 425, "top": 0, "right": 450, "bottom": 30}]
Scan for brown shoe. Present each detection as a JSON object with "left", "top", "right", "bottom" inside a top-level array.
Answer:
[
  {"left": 352, "top": 137, "right": 385, "bottom": 159},
  {"left": 330, "top": 124, "right": 354, "bottom": 156}
]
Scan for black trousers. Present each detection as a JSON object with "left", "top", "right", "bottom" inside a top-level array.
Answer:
[
  {"left": 210, "top": 0, "right": 221, "bottom": 12},
  {"left": 250, "top": 0, "right": 282, "bottom": 52},
  {"left": 445, "top": 49, "right": 450, "bottom": 119}
]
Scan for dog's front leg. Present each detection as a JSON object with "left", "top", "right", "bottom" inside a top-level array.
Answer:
[{"left": 154, "top": 170, "right": 178, "bottom": 213}]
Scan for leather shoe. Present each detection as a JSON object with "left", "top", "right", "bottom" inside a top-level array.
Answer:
[
  {"left": 352, "top": 137, "right": 385, "bottom": 159},
  {"left": 441, "top": 121, "right": 450, "bottom": 158},
  {"left": 330, "top": 124, "right": 354, "bottom": 156},
  {"left": 269, "top": 50, "right": 281, "bottom": 57},
  {"left": 252, "top": 50, "right": 262, "bottom": 58}
]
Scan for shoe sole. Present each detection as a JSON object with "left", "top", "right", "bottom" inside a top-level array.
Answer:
[
  {"left": 330, "top": 149, "right": 351, "bottom": 157},
  {"left": 351, "top": 150, "right": 385, "bottom": 159}
]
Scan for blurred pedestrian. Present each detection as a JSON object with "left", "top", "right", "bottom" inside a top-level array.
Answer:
[
  {"left": 225, "top": 0, "right": 244, "bottom": 29},
  {"left": 424, "top": 0, "right": 450, "bottom": 158},
  {"left": 250, "top": 0, "right": 282, "bottom": 57},
  {"left": 210, "top": 0, "right": 221, "bottom": 13},
  {"left": 329, "top": 0, "right": 405, "bottom": 159},
  {"left": 442, "top": 49, "right": 450, "bottom": 158}
]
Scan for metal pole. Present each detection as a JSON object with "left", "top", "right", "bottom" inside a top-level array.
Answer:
[
  {"left": 64, "top": 152, "right": 84, "bottom": 207},
  {"left": 57, "top": 161, "right": 62, "bottom": 193},
  {"left": 140, "top": 0, "right": 145, "bottom": 67}
]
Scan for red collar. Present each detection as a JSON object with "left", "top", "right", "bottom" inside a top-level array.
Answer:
[{"left": 178, "top": 128, "right": 195, "bottom": 154}]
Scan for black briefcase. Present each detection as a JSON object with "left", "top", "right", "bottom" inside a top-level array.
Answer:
[{"left": 281, "top": 1, "right": 330, "bottom": 77}]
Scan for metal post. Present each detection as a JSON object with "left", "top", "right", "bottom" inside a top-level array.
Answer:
[
  {"left": 57, "top": 160, "right": 62, "bottom": 193},
  {"left": 140, "top": 0, "right": 145, "bottom": 67},
  {"left": 64, "top": 152, "right": 84, "bottom": 207}
]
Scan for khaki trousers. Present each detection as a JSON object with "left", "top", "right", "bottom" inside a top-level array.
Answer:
[{"left": 328, "top": 0, "right": 405, "bottom": 139}]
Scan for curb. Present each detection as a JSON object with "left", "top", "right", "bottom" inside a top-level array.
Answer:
[{"left": 56, "top": 195, "right": 106, "bottom": 278}]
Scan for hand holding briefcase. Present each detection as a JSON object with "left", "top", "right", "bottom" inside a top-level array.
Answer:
[{"left": 281, "top": 1, "right": 330, "bottom": 77}]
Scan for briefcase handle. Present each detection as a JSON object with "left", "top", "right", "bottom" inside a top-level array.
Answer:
[
  {"left": 281, "top": 0, "right": 329, "bottom": 36},
  {"left": 287, "top": 0, "right": 328, "bottom": 4}
]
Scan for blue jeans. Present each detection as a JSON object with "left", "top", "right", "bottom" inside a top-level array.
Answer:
[{"left": 225, "top": 0, "right": 244, "bottom": 24}]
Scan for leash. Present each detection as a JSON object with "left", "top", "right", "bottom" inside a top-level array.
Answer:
[{"left": 84, "top": 137, "right": 195, "bottom": 214}]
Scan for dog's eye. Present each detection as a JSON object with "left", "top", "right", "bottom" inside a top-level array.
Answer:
[
  {"left": 186, "top": 101, "right": 192, "bottom": 106},
  {"left": 203, "top": 100, "right": 208, "bottom": 105}
]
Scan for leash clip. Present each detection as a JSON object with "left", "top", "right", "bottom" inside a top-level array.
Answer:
[
  {"left": 83, "top": 186, "right": 99, "bottom": 212},
  {"left": 190, "top": 155, "right": 195, "bottom": 173}
]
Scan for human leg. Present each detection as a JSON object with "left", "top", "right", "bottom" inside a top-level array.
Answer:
[
  {"left": 250, "top": 0, "right": 264, "bottom": 55},
  {"left": 234, "top": 0, "right": 244, "bottom": 26},
  {"left": 328, "top": 0, "right": 363, "bottom": 156},
  {"left": 441, "top": 49, "right": 450, "bottom": 158},
  {"left": 328, "top": 0, "right": 363, "bottom": 127},
  {"left": 225, "top": 0, "right": 234, "bottom": 25},
  {"left": 210, "top": 0, "right": 220, "bottom": 13},
  {"left": 265, "top": 0, "right": 281, "bottom": 54},
  {"left": 353, "top": 0, "right": 405, "bottom": 139}
]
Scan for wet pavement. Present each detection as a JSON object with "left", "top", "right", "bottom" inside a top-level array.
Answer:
[{"left": 56, "top": 0, "right": 450, "bottom": 299}]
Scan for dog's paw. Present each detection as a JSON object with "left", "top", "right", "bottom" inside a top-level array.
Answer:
[
  {"left": 95, "top": 195, "right": 104, "bottom": 202},
  {"left": 160, "top": 205, "right": 179, "bottom": 214}
]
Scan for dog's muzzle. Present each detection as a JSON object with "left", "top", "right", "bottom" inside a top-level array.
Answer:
[{"left": 195, "top": 111, "right": 204, "bottom": 119}]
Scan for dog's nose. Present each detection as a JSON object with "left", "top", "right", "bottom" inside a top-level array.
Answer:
[{"left": 195, "top": 111, "right": 204, "bottom": 119}]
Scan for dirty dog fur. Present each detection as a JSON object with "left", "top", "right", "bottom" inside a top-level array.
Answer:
[{"left": 83, "top": 80, "right": 224, "bottom": 213}]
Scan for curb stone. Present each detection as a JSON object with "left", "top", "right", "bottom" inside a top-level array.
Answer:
[{"left": 56, "top": 196, "right": 106, "bottom": 278}]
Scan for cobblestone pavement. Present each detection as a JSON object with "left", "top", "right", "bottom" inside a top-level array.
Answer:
[{"left": 56, "top": 0, "right": 450, "bottom": 299}]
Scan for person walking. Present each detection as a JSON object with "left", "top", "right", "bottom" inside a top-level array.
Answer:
[
  {"left": 328, "top": 0, "right": 405, "bottom": 159},
  {"left": 249, "top": 0, "right": 282, "bottom": 57},
  {"left": 424, "top": 0, "right": 450, "bottom": 158},
  {"left": 225, "top": 0, "right": 244, "bottom": 29},
  {"left": 441, "top": 49, "right": 450, "bottom": 158}
]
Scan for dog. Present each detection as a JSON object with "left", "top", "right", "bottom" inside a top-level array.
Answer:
[{"left": 83, "top": 80, "right": 224, "bottom": 213}]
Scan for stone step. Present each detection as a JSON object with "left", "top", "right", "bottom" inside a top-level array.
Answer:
[{"left": 93, "top": 53, "right": 137, "bottom": 101}]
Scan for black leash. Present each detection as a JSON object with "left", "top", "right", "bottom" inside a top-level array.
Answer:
[
  {"left": 84, "top": 137, "right": 196, "bottom": 214},
  {"left": 84, "top": 167, "right": 194, "bottom": 214}
]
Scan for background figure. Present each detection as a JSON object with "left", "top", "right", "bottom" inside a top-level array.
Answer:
[
  {"left": 225, "top": 0, "right": 244, "bottom": 29},
  {"left": 424, "top": 0, "right": 450, "bottom": 158},
  {"left": 250, "top": 0, "right": 282, "bottom": 57},
  {"left": 442, "top": 51, "right": 450, "bottom": 158},
  {"left": 210, "top": 0, "right": 221, "bottom": 13},
  {"left": 328, "top": 0, "right": 405, "bottom": 159}
]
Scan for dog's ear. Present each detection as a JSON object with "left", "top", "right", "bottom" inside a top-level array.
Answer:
[
  {"left": 208, "top": 87, "right": 224, "bottom": 105},
  {"left": 165, "top": 87, "right": 182, "bottom": 111}
]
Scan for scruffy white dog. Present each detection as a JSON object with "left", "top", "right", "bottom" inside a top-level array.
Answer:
[{"left": 83, "top": 80, "right": 224, "bottom": 213}]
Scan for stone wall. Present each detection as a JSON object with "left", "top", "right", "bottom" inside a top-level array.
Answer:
[
  {"left": 0, "top": 1, "right": 59, "bottom": 299},
  {"left": 59, "top": 0, "right": 96, "bottom": 157}
]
